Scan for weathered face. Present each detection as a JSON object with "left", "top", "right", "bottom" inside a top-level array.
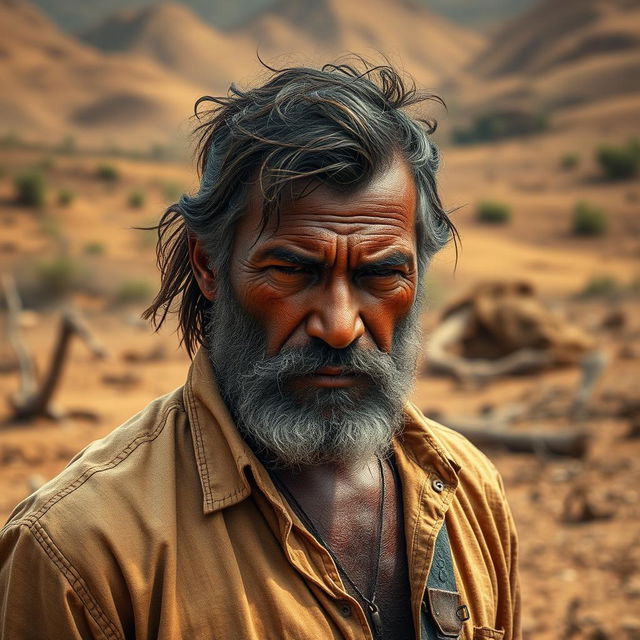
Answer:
[
  {"left": 230, "top": 154, "right": 417, "bottom": 370},
  {"left": 190, "top": 154, "right": 422, "bottom": 466}
]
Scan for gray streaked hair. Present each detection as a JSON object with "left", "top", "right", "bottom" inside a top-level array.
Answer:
[{"left": 143, "top": 59, "right": 458, "bottom": 356}]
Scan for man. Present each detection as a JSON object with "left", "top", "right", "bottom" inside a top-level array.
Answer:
[{"left": 0, "top": 62, "right": 520, "bottom": 639}]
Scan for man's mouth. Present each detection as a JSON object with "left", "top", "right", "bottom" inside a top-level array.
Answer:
[{"left": 304, "top": 366, "right": 363, "bottom": 388}]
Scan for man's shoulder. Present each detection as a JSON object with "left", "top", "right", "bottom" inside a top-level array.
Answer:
[{"left": 2, "top": 386, "right": 187, "bottom": 535}]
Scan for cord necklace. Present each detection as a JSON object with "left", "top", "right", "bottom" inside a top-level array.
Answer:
[{"left": 271, "top": 457, "right": 386, "bottom": 638}]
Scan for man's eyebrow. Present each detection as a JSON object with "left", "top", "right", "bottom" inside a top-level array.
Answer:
[
  {"left": 259, "top": 247, "right": 324, "bottom": 267},
  {"left": 359, "top": 251, "right": 413, "bottom": 269}
]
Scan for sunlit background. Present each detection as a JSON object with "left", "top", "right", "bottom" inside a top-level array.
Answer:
[{"left": 1, "top": 0, "right": 639, "bottom": 637}]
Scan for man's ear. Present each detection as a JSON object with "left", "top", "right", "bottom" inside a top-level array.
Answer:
[{"left": 187, "top": 234, "right": 216, "bottom": 302}]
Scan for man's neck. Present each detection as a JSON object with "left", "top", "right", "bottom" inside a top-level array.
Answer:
[{"left": 271, "top": 454, "right": 415, "bottom": 640}]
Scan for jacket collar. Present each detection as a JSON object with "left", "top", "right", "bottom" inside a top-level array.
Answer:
[{"left": 183, "top": 347, "right": 460, "bottom": 515}]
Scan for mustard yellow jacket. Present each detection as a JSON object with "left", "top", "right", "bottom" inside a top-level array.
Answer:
[{"left": 0, "top": 348, "right": 520, "bottom": 639}]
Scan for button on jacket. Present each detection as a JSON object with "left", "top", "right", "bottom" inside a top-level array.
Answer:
[{"left": 0, "top": 348, "right": 521, "bottom": 639}]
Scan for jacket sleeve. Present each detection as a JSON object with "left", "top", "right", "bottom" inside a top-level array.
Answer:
[{"left": 0, "top": 522, "right": 116, "bottom": 640}]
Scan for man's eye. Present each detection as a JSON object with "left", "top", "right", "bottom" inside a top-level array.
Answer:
[
  {"left": 362, "top": 269, "right": 403, "bottom": 278},
  {"left": 270, "top": 265, "right": 310, "bottom": 275}
]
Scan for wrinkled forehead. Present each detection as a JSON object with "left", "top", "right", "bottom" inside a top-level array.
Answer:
[{"left": 236, "top": 154, "right": 418, "bottom": 246}]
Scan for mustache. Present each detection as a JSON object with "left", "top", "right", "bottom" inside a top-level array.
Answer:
[{"left": 244, "top": 339, "right": 397, "bottom": 384}]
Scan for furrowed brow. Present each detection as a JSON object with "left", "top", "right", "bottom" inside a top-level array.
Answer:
[
  {"left": 360, "top": 251, "right": 413, "bottom": 269},
  {"left": 260, "top": 247, "right": 324, "bottom": 267}
]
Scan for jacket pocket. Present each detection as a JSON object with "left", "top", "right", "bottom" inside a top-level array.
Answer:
[{"left": 473, "top": 627, "right": 505, "bottom": 640}]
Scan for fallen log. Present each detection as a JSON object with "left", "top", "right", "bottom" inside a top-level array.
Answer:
[{"left": 431, "top": 415, "right": 589, "bottom": 458}]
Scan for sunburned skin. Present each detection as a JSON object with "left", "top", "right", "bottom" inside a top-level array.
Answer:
[{"left": 227, "top": 155, "right": 418, "bottom": 368}]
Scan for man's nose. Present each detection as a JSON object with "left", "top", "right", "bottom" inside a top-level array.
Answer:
[{"left": 305, "top": 279, "right": 365, "bottom": 349}]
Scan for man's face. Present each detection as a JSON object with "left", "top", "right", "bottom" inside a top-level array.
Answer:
[
  {"left": 201, "top": 155, "right": 423, "bottom": 467},
  {"left": 231, "top": 154, "right": 418, "bottom": 361}
]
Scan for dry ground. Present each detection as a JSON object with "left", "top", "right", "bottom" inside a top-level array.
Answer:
[{"left": 0, "top": 129, "right": 639, "bottom": 638}]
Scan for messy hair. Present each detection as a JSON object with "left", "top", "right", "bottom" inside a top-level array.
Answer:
[{"left": 143, "top": 59, "right": 458, "bottom": 357}]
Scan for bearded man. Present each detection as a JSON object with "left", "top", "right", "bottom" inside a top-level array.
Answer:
[{"left": 0, "top": 62, "right": 520, "bottom": 639}]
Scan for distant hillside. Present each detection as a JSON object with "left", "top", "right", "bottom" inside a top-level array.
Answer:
[
  {"left": 425, "top": 0, "right": 537, "bottom": 30},
  {"left": 81, "top": 0, "right": 485, "bottom": 92},
  {"left": 80, "top": 3, "right": 256, "bottom": 90},
  {"left": 0, "top": 0, "right": 204, "bottom": 147},
  {"left": 455, "top": 0, "right": 640, "bottom": 124},
  {"left": 31, "top": 0, "right": 533, "bottom": 33},
  {"left": 239, "top": 0, "right": 485, "bottom": 87},
  {"left": 476, "top": 0, "right": 640, "bottom": 77}
]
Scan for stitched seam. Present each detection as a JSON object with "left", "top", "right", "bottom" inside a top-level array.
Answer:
[
  {"left": 16, "top": 403, "right": 180, "bottom": 526},
  {"left": 184, "top": 382, "right": 213, "bottom": 511},
  {"left": 212, "top": 486, "right": 247, "bottom": 508},
  {"left": 30, "top": 521, "right": 122, "bottom": 640}
]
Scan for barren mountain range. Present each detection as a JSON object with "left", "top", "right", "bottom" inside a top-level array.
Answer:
[
  {"left": 31, "top": 0, "right": 538, "bottom": 32},
  {"left": 456, "top": 0, "right": 640, "bottom": 127},
  {"left": 1, "top": 0, "right": 638, "bottom": 148}
]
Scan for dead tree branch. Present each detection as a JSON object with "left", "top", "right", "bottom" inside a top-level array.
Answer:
[
  {"left": 433, "top": 416, "right": 589, "bottom": 458},
  {"left": 2, "top": 274, "right": 37, "bottom": 403},
  {"left": 3, "top": 278, "right": 106, "bottom": 422}
]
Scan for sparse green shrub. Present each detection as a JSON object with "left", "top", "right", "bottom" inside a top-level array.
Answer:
[
  {"left": 579, "top": 275, "right": 621, "bottom": 298},
  {"left": 34, "top": 253, "right": 87, "bottom": 298},
  {"left": 96, "top": 163, "right": 120, "bottom": 182},
  {"left": 572, "top": 201, "right": 607, "bottom": 236},
  {"left": 560, "top": 153, "right": 579, "bottom": 170},
  {"left": 14, "top": 170, "right": 45, "bottom": 207},
  {"left": 128, "top": 190, "right": 145, "bottom": 208},
  {"left": 113, "top": 279, "right": 153, "bottom": 306},
  {"left": 57, "top": 189, "right": 74, "bottom": 206},
  {"left": 0, "top": 132, "right": 21, "bottom": 148},
  {"left": 476, "top": 200, "right": 512, "bottom": 224},
  {"left": 84, "top": 241, "right": 105, "bottom": 256},
  {"left": 453, "top": 110, "right": 548, "bottom": 145},
  {"left": 596, "top": 140, "right": 640, "bottom": 180}
]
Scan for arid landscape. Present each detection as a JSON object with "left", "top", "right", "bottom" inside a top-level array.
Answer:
[{"left": 1, "top": 0, "right": 639, "bottom": 638}]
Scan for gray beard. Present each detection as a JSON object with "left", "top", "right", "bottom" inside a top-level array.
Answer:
[{"left": 205, "top": 278, "right": 422, "bottom": 468}]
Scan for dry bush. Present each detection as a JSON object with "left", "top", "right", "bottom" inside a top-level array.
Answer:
[
  {"left": 476, "top": 200, "right": 512, "bottom": 224},
  {"left": 572, "top": 201, "right": 607, "bottom": 236},
  {"left": 14, "top": 170, "right": 46, "bottom": 207}
]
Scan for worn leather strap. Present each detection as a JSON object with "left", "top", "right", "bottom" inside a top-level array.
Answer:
[{"left": 420, "top": 521, "right": 469, "bottom": 639}]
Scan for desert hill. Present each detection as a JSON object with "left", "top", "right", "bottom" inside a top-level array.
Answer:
[
  {"left": 476, "top": 0, "right": 640, "bottom": 77},
  {"left": 236, "top": 0, "right": 485, "bottom": 88},
  {"left": 30, "top": 0, "right": 538, "bottom": 33},
  {"left": 81, "top": 0, "right": 485, "bottom": 92},
  {"left": 80, "top": 3, "right": 257, "bottom": 90},
  {"left": 456, "top": 0, "right": 640, "bottom": 125},
  {"left": 0, "top": 0, "right": 206, "bottom": 147}
]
